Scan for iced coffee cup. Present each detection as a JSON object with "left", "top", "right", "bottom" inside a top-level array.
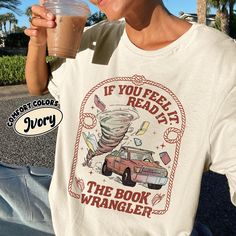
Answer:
[{"left": 44, "top": 0, "right": 90, "bottom": 58}]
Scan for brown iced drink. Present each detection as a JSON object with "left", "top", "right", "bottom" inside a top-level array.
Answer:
[{"left": 47, "top": 15, "right": 86, "bottom": 58}]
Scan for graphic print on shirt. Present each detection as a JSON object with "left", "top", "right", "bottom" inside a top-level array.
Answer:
[{"left": 69, "top": 75, "right": 186, "bottom": 217}]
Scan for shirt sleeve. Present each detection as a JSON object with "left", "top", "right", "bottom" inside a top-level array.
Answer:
[
  {"left": 209, "top": 86, "right": 236, "bottom": 206},
  {"left": 47, "top": 58, "right": 66, "bottom": 101}
]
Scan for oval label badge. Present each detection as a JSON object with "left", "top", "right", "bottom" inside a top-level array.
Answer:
[{"left": 14, "top": 107, "right": 63, "bottom": 137}]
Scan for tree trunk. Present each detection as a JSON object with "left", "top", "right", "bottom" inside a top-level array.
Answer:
[
  {"left": 214, "top": 10, "right": 221, "bottom": 30},
  {"left": 229, "top": 0, "right": 235, "bottom": 37},
  {"left": 9, "top": 22, "right": 12, "bottom": 34},
  {"left": 13, "top": 23, "right": 16, "bottom": 33},
  {"left": 197, "top": 0, "right": 207, "bottom": 24},
  {"left": 220, "top": 5, "right": 229, "bottom": 35},
  {"left": 3, "top": 22, "right": 7, "bottom": 34}
]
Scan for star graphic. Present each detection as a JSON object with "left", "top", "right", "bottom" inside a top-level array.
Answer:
[{"left": 160, "top": 143, "right": 165, "bottom": 149}]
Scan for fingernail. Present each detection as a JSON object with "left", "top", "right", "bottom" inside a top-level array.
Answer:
[
  {"left": 47, "top": 12, "right": 54, "bottom": 19},
  {"left": 48, "top": 21, "right": 55, "bottom": 27}
]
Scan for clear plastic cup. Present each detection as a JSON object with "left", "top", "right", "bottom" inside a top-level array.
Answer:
[{"left": 44, "top": 0, "right": 90, "bottom": 58}]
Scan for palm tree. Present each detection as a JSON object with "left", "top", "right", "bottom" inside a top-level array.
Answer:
[
  {"left": 12, "top": 18, "right": 18, "bottom": 33},
  {"left": 86, "top": 11, "right": 107, "bottom": 26},
  {"left": 0, "top": 0, "right": 22, "bottom": 15},
  {"left": 197, "top": 0, "right": 207, "bottom": 24},
  {"left": 25, "top": 6, "right": 32, "bottom": 21},
  {"left": 0, "top": 14, "right": 9, "bottom": 34},
  {"left": 0, "top": 12, "right": 18, "bottom": 34},
  {"left": 6, "top": 12, "right": 17, "bottom": 33},
  {"left": 0, "top": 14, "right": 4, "bottom": 32},
  {"left": 207, "top": 0, "right": 230, "bottom": 34}
]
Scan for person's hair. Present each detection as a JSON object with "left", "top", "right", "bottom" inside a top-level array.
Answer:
[{"left": 161, "top": 0, "right": 172, "bottom": 16}]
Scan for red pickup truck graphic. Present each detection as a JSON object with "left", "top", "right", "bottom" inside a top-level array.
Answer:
[{"left": 102, "top": 146, "right": 168, "bottom": 189}]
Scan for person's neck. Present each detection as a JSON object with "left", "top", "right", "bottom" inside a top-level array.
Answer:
[{"left": 125, "top": 3, "right": 192, "bottom": 51}]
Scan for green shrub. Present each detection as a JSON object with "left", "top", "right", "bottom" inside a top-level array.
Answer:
[
  {"left": 0, "top": 56, "right": 26, "bottom": 86},
  {"left": 0, "top": 56, "right": 57, "bottom": 86}
]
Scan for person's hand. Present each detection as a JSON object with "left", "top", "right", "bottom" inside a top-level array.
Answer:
[{"left": 24, "top": 0, "right": 56, "bottom": 46}]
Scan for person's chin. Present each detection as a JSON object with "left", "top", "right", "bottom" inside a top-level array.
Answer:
[{"left": 105, "top": 12, "right": 123, "bottom": 22}]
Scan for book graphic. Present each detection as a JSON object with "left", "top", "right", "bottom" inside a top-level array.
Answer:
[
  {"left": 134, "top": 138, "right": 142, "bottom": 146},
  {"left": 159, "top": 152, "right": 171, "bottom": 165},
  {"left": 94, "top": 95, "right": 106, "bottom": 112},
  {"left": 82, "top": 132, "right": 98, "bottom": 153}
]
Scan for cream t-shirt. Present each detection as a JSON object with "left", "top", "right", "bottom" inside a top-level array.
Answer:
[{"left": 48, "top": 20, "right": 236, "bottom": 236}]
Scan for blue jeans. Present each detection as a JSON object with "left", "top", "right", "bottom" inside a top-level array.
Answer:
[
  {"left": 0, "top": 162, "right": 54, "bottom": 236},
  {"left": 0, "top": 162, "right": 212, "bottom": 236}
]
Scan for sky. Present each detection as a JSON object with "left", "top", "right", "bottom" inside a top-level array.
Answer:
[{"left": 0, "top": 0, "right": 202, "bottom": 28}]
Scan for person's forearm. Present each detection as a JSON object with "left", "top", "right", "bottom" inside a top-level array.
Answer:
[{"left": 25, "top": 41, "right": 49, "bottom": 95}]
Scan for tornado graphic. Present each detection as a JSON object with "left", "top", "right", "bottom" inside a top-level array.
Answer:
[{"left": 84, "top": 106, "right": 139, "bottom": 166}]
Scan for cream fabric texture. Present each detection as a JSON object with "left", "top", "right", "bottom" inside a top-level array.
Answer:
[{"left": 48, "top": 21, "right": 236, "bottom": 236}]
